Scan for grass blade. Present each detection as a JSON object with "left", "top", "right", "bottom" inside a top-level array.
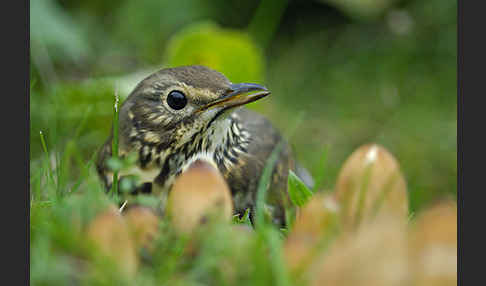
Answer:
[
  {"left": 110, "top": 88, "right": 120, "bottom": 197},
  {"left": 312, "top": 145, "right": 329, "bottom": 193},
  {"left": 255, "top": 141, "right": 285, "bottom": 229},
  {"left": 73, "top": 105, "right": 94, "bottom": 139},
  {"left": 248, "top": 0, "right": 290, "bottom": 48},
  {"left": 260, "top": 228, "right": 291, "bottom": 286},
  {"left": 39, "top": 131, "right": 56, "bottom": 190},
  {"left": 255, "top": 112, "right": 304, "bottom": 229}
]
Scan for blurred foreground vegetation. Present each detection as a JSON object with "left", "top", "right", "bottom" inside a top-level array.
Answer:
[{"left": 30, "top": 0, "right": 456, "bottom": 285}]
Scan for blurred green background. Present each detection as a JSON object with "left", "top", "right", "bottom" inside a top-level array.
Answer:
[{"left": 30, "top": 0, "right": 456, "bottom": 213}]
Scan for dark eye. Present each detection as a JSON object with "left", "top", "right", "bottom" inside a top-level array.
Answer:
[{"left": 167, "top": 90, "right": 187, "bottom": 110}]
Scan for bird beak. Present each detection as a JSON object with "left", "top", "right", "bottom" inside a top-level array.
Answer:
[{"left": 199, "top": 83, "right": 270, "bottom": 112}]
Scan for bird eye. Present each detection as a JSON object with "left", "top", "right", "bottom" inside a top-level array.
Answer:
[{"left": 167, "top": 90, "right": 187, "bottom": 110}]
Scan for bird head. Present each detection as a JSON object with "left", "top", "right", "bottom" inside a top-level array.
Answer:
[{"left": 118, "top": 65, "right": 269, "bottom": 163}]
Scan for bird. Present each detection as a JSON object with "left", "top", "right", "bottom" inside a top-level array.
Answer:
[{"left": 96, "top": 65, "right": 313, "bottom": 226}]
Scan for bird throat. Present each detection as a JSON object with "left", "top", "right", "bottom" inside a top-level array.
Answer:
[{"left": 128, "top": 112, "right": 251, "bottom": 193}]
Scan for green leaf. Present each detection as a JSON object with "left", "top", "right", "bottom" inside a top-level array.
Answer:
[
  {"left": 288, "top": 170, "right": 313, "bottom": 207},
  {"left": 232, "top": 208, "right": 252, "bottom": 227},
  {"left": 166, "top": 21, "right": 265, "bottom": 84}
]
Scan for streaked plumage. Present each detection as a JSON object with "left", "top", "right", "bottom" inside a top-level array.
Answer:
[{"left": 96, "top": 65, "right": 312, "bottom": 226}]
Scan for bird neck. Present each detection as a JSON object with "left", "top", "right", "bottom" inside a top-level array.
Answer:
[
  {"left": 186, "top": 113, "right": 250, "bottom": 171},
  {"left": 155, "top": 113, "right": 251, "bottom": 189}
]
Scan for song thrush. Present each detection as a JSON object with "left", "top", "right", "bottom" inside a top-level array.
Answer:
[{"left": 96, "top": 65, "right": 313, "bottom": 226}]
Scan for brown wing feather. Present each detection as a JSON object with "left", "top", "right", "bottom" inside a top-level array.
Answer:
[{"left": 224, "top": 108, "right": 295, "bottom": 225}]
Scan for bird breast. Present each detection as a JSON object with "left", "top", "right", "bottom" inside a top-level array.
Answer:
[{"left": 127, "top": 113, "right": 251, "bottom": 192}]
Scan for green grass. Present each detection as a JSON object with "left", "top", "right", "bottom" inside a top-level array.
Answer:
[
  {"left": 30, "top": 0, "right": 456, "bottom": 213},
  {"left": 29, "top": 84, "right": 454, "bottom": 285},
  {"left": 29, "top": 105, "right": 417, "bottom": 285},
  {"left": 29, "top": 54, "right": 456, "bottom": 286},
  {"left": 30, "top": 0, "right": 456, "bottom": 284},
  {"left": 30, "top": 132, "right": 302, "bottom": 286},
  {"left": 29, "top": 101, "right": 335, "bottom": 285}
]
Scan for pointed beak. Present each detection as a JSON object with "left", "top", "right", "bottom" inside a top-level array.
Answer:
[{"left": 198, "top": 83, "right": 270, "bottom": 112}]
